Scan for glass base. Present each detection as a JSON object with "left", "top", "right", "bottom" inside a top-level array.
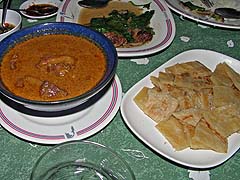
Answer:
[{"left": 41, "top": 161, "right": 114, "bottom": 180}]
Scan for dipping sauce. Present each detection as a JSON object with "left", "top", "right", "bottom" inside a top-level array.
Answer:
[
  {"left": 25, "top": 4, "right": 58, "bottom": 16},
  {"left": 0, "top": 34, "right": 107, "bottom": 101},
  {"left": 0, "top": 23, "right": 15, "bottom": 34}
]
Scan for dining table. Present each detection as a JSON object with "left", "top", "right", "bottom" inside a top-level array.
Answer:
[{"left": 0, "top": 0, "right": 240, "bottom": 180}]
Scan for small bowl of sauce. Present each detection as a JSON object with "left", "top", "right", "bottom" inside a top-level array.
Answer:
[
  {"left": 24, "top": 4, "right": 58, "bottom": 17},
  {"left": 0, "top": 9, "right": 22, "bottom": 41},
  {"left": 19, "top": 0, "right": 61, "bottom": 19}
]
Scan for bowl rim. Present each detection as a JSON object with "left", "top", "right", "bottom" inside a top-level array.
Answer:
[
  {"left": 0, "top": 22, "right": 118, "bottom": 105},
  {"left": 0, "top": 9, "right": 22, "bottom": 36},
  {"left": 30, "top": 140, "right": 136, "bottom": 180}
]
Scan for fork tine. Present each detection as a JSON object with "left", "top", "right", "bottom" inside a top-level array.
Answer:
[
  {"left": 200, "top": 0, "right": 214, "bottom": 8},
  {"left": 208, "top": 0, "right": 214, "bottom": 7}
]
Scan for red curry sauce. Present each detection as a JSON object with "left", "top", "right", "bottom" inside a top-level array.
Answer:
[{"left": 0, "top": 34, "right": 106, "bottom": 101}]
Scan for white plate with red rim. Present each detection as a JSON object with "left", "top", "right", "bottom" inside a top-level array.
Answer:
[
  {"left": 165, "top": 0, "right": 240, "bottom": 29},
  {"left": 56, "top": 0, "right": 176, "bottom": 57},
  {"left": 0, "top": 76, "right": 122, "bottom": 144},
  {"left": 120, "top": 49, "right": 240, "bottom": 169},
  {"left": 19, "top": 0, "right": 62, "bottom": 19}
]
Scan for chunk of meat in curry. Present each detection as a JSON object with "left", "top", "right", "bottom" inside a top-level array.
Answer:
[{"left": 36, "top": 55, "right": 76, "bottom": 77}]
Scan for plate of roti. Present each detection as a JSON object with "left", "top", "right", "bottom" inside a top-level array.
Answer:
[{"left": 121, "top": 49, "right": 240, "bottom": 168}]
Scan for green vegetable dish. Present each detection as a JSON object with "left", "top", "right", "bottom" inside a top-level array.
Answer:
[{"left": 88, "top": 9, "right": 155, "bottom": 48}]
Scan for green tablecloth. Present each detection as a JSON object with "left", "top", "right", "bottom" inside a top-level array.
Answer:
[{"left": 0, "top": 1, "right": 240, "bottom": 180}]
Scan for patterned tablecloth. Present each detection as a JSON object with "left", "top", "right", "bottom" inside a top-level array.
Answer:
[{"left": 0, "top": 0, "right": 239, "bottom": 180}]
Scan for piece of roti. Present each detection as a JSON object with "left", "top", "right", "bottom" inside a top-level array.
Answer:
[
  {"left": 184, "top": 124, "right": 195, "bottom": 147},
  {"left": 197, "top": 88, "right": 214, "bottom": 110},
  {"left": 213, "top": 86, "right": 240, "bottom": 107},
  {"left": 191, "top": 120, "right": 228, "bottom": 153},
  {"left": 222, "top": 62, "right": 240, "bottom": 91},
  {"left": 173, "top": 108, "right": 202, "bottom": 126},
  {"left": 174, "top": 73, "right": 213, "bottom": 91},
  {"left": 150, "top": 72, "right": 174, "bottom": 89},
  {"left": 165, "top": 61, "right": 212, "bottom": 78},
  {"left": 210, "top": 63, "right": 233, "bottom": 86},
  {"left": 134, "top": 87, "right": 178, "bottom": 122},
  {"left": 167, "top": 87, "right": 199, "bottom": 110},
  {"left": 203, "top": 105, "right": 240, "bottom": 138},
  {"left": 156, "top": 116, "right": 189, "bottom": 151}
]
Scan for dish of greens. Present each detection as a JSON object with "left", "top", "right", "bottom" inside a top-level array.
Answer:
[
  {"left": 56, "top": 0, "right": 176, "bottom": 57},
  {"left": 88, "top": 9, "right": 155, "bottom": 48}
]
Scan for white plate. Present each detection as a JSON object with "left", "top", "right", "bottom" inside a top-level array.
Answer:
[
  {"left": 56, "top": 0, "right": 176, "bottom": 57},
  {"left": 0, "top": 76, "right": 122, "bottom": 144},
  {"left": 19, "top": 0, "right": 62, "bottom": 19},
  {"left": 120, "top": 49, "right": 240, "bottom": 169},
  {"left": 165, "top": 0, "right": 240, "bottom": 29}
]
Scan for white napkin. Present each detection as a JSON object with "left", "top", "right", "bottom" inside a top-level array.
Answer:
[{"left": 188, "top": 170, "right": 211, "bottom": 180}]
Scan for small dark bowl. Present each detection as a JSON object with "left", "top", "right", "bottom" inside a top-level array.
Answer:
[{"left": 0, "top": 22, "right": 118, "bottom": 112}]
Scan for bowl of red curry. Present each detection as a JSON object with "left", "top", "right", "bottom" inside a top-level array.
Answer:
[{"left": 0, "top": 22, "right": 117, "bottom": 112}]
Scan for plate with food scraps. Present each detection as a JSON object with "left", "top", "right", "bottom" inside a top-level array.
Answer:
[
  {"left": 165, "top": 0, "right": 240, "bottom": 29},
  {"left": 120, "top": 49, "right": 240, "bottom": 169},
  {"left": 56, "top": 0, "right": 175, "bottom": 57},
  {"left": 19, "top": 0, "right": 62, "bottom": 19},
  {"left": 0, "top": 76, "right": 122, "bottom": 144}
]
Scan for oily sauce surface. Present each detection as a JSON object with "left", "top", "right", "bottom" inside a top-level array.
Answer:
[
  {"left": 25, "top": 4, "right": 58, "bottom": 16},
  {"left": 0, "top": 23, "right": 15, "bottom": 34},
  {"left": 0, "top": 34, "right": 106, "bottom": 101}
]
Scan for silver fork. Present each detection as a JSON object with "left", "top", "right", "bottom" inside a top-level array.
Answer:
[{"left": 200, "top": 0, "right": 214, "bottom": 8}]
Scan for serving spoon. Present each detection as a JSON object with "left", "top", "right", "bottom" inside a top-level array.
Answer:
[
  {"left": 78, "top": 0, "right": 110, "bottom": 8},
  {"left": 0, "top": 0, "right": 10, "bottom": 32},
  {"left": 214, "top": 8, "right": 240, "bottom": 19}
]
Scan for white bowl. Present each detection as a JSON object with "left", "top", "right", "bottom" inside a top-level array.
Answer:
[
  {"left": 19, "top": 0, "right": 62, "bottom": 19},
  {"left": 0, "top": 9, "right": 22, "bottom": 41}
]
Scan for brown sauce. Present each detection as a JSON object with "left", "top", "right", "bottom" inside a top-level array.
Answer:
[
  {"left": 0, "top": 23, "right": 15, "bottom": 34},
  {"left": 25, "top": 4, "right": 58, "bottom": 16},
  {"left": 78, "top": 1, "right": 143, "bottom": 24},
  {"left": 0, "top": 34, "right": 107, "bottom": 101}
]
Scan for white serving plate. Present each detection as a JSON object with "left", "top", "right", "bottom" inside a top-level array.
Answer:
[
  {"left": 121, "top": 49, "right": 240, "bottom": 169},
  {"left": 56, "top": 0, "right": 176, "bottom": 57},
  {"left": 165, "top": 0, "right": 240, "bottom": 29},
  {"left": 0, "top": 76, "right": 122, "bottom": 144}
]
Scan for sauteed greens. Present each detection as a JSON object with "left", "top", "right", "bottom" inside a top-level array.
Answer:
[{"left": 88, "top": 9, "right": 155, "bottom": 47}]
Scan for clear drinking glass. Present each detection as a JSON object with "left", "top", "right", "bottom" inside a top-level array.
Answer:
[{"left": 30, "top": 140, "right": 135, "bottom": 180}]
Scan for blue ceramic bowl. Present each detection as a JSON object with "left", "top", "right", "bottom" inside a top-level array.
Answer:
[{"left": 0, "top": 22, "right": 118, "bottom": 112}]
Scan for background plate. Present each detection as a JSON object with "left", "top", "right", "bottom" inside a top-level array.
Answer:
[
  {"left": 165, "top": 0, "right": 240, "bottom": 29},
  {"left": 56, "top": 0, "right": 176, "bottom": 57},
  {"left": 121, "top": 49, "right": 240, "bottom": 169}
]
